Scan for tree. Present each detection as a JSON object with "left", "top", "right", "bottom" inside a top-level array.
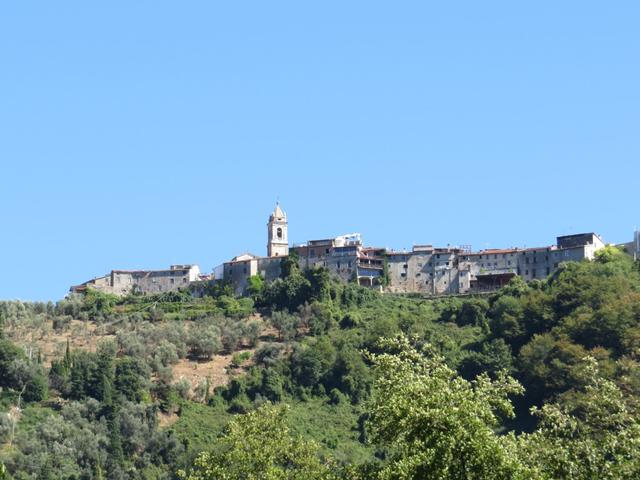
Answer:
[
  {"left": 459, "top": 338, "right": 514, "bottom": 380},
  {"left": 332, "top": 345, "right": 371, "bottom": 402},
  {"left": 489, "top": 296, "right": 526, "bottom": 348},
  {"left": 188, "top": 325, "right": 222, "bottom": 360},
  {"left": 0, "top": 339, "right": 25, "bottom": 388},
  {"left": 365, "top": 336, "right": 531, "bottom": 480},
  {"left": 456, "top": 298, "right": 490, "bottom": 330},
  {"left": 178, "top": 404, "right": 334, "bottom": 480},
  {"left": 114, "top": 357, "right": 148, "bottom": 402},
  {"left": 520, "top": 357, "right": 640, "bottom": 479},
  {"left": 269, "top": 311, "right": 298, "bottom": 341},
  {"left": 246, "top": 275, "right": 265, "bottom": 300},
  {"left": 518, "top": 333, "right": 590, "bottom": 403},
  {"left": 261, "top": 368, "right": 284, "bottom": 402},
  {"left": 0, "top": 339, "right": 48, "bottom": 402},
  {"left": 291, "top": 338, "right": 336, "bottom": 388}
]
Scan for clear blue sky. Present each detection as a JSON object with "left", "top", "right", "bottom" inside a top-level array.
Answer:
[{"left": 1, "top": 2, "right": 639, "bottom": 301}]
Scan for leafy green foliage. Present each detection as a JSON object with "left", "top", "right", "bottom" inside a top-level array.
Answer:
[
  {"left": 520, "top": 358, "right": 640, "bottom": 479},
  {"left": 2, "top": 247, "right": 640, "bottom": 479},
  {"left": 365, "top": 336, "right": 529, "bottom": 479},
  {"left": 178, "top": 404, "right": 335, "bottom": 480}
]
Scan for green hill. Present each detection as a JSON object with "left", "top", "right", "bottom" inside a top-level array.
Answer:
[{"left": 0, "top": 245, "right": 639, "bottom": 479}]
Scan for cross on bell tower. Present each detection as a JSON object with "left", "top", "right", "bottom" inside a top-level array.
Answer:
[{"left": 267, "top": 202, "right": 289, "bottom": 257}]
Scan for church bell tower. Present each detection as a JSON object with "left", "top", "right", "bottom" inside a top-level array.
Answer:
[{"left": 267, "top": 202, "right": 289, "bottom": 257}]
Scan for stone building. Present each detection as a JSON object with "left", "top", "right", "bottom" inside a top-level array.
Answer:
[
  {"left": 455, "top": 233, "right": 606, "bottom": 294},
  {"left": 292, "top": 234, "right": 376, "bottom": 284},
  {"left": 385, "top": 246, "right": 463, "bottom": 295},
  {"left": 71, "top": 264, "right": 201, "bottom": 296},
  {"left": 70, "top": 202, "right": 610, "bottom": 299},
  {"left": 222, "top": 253, "right": 282, "bottom": 296},
  {"left": 221, "top": 204, "right": 292, "bottom": 295},
  {"left": 222, "top": 205, "right": 388, "bottom": 295},
  {"left": 220, "top": 204, "right": 607, "bottom": 297}
]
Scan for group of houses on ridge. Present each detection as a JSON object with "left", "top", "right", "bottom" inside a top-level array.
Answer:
[{"left": 71, "top": 203, "right": 637, "bottom": 298}]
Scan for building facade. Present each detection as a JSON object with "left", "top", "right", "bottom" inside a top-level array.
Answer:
[
  {"left": 70, "top": 202, "right": 614, "bottom": 298},
  {"left": 219, "top": 206, "right": 608, "bottom": 297},
  {"left": 71, "top": 264, "right": 201, "bottom": 296}
]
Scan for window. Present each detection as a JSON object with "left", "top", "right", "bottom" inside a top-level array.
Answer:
[
  {"left": 276, "top": 227, "right": 283, "bottom": 239},
  {"left": 507, "top": 260, "right": 511, "bottom": 266},
  {"left": 532, "top": 269, "right": 536, "bottom": 278},
  {"left": 183, "top": 278, "right": 187, "bottom": 283},
  {"left": 326, "top": 248, "right": 330, "bottom": 254},
  {"left": 170, "top": 278, "right": 175, "bottom": 284}
]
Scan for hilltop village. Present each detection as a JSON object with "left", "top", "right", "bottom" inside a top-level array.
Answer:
[{"left": 71, "top": 203, "right": 637, "bottom": 298}]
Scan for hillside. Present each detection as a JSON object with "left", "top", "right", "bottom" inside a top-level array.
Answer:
[{"left": 0, "top": 245, "right": 639, "bottom": 479}]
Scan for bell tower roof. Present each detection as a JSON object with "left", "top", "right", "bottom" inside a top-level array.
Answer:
[{"left": 270, "top": 202, "right": 286, "bottom": 221}]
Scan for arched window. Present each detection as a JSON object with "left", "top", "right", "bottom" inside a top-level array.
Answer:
[{"left": 277, "top": 227, "right": 283, "bottom": 239}]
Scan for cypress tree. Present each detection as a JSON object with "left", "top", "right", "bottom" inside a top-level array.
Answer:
[{"left": 63, "top": 339, "right": 72, "bottom": 371}]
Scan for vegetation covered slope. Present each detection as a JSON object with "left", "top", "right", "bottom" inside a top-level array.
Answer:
[{"left": 0, "top": 246, "right": 639, "bottom": 479}]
